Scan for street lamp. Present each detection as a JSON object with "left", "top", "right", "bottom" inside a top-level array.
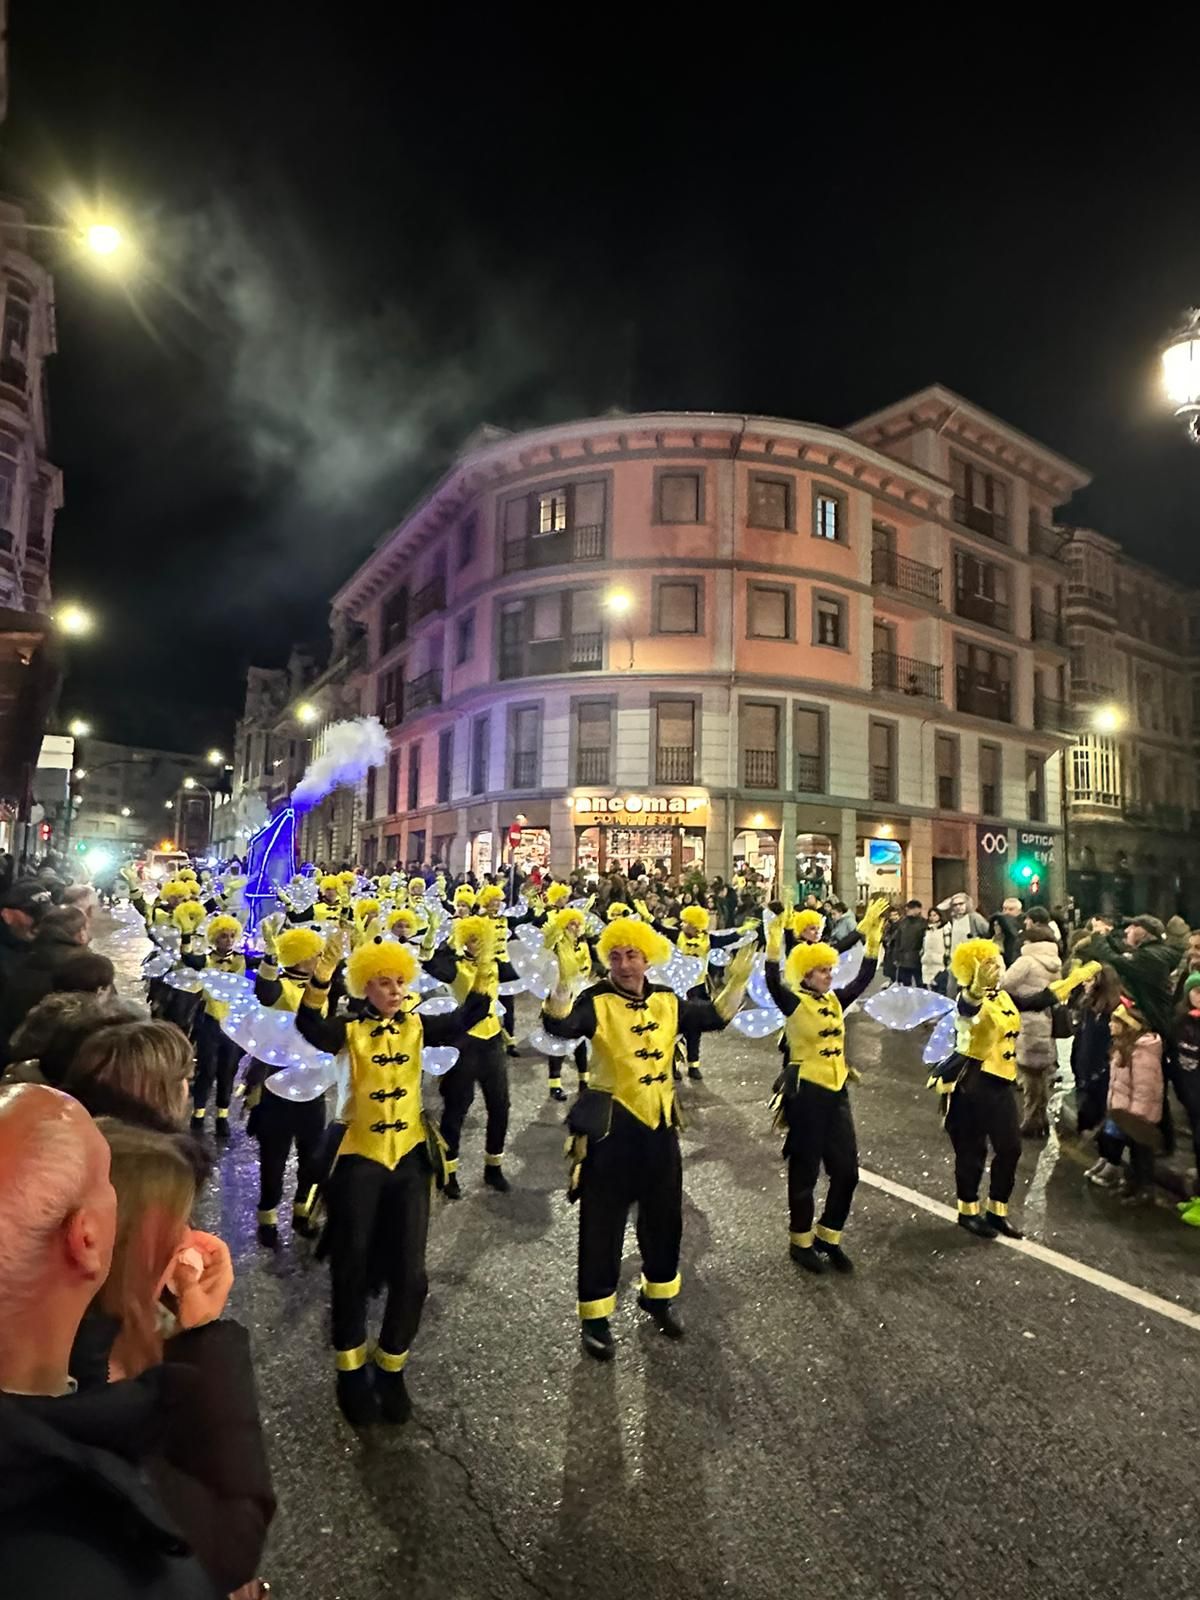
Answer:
[
  {"left": 164, "top": 800, "right": 174, "bottom": 810},
  {"left": 73, "top": 767, "right": 86, "bottom": 781},
  {"left": 1092, "top": 704, "right": 1125, "bottom": 734},
  {"left": 603, "top": 589, "right": 634, "bottom": 670},
  {"left": 1162, "top": 310, "right": 1200, "bottom": 442},
  {"left": 295, "top": 702, "right": 319, "bottom": 725},
  {"left": 54, "top": 603, "right": 94, "bottom": 637},
  {"left": 67, "top": 717, "right": 91, "bottom": 738},
  {"left": 207, "top": 748, "right": 224, "bottom": 766},
  {"left": 120, "top": 806, "right": 131, "bottom": 818}
]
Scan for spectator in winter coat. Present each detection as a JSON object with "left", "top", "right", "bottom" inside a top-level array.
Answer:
[
  {"left": 990, "top": 898, "right": 1025, "bottom": 969},
  {"left": 3, "top": 991, "right": 147, "bottom": 1088},
  {"left": 1092, "top": 1001, "right": 1165, "bottom": 1203},
  {"left": 888, "top": 901, "right": 927, "bottom": 986},
  {"left": 1072, "top": 965, "right": 1122, "bottom": 1137},
  {"left": 1003, "top": 926, "right": 1063, "bottom": 1137},
  {"left": 1171, "top": 974, "right": 1200, "bottom": 1210},
  {"left": 1024, "top": 904, "right": 1064, "bottom": 956},
  {"left": 921, "top": 908, "right": 949, "bottom": 989},
  {"left": 1077, "top": 915, "right": 1178, "bottom": 1039},
  {"left": 1170, "top": 929, "right": 1200, "bottom": 1005},
  {"left": 938, "top": 895, "right": 990, "bottom": 994},
  {"left": 0, "top": 905, "right": 90, "bottom": 1062}
]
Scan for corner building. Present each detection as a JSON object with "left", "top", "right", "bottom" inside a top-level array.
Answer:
[{"left": 336, "top": 389, "right": 1083, "bottom": 908}]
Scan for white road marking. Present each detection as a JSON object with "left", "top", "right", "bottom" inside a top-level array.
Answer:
[{"left": 858, "top": 1166, "right": 1200, "bottom": 1334}]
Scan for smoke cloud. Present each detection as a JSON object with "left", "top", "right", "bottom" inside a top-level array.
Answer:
[{"left": 291, "top": 716, "right": 389, "bottom": 813}]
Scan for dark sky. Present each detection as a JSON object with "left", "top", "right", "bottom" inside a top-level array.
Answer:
[{"left": 5, "top": 8, "right": 1198, "bottom": 748}]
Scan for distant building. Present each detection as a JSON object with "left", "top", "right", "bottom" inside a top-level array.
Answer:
[{"left": 72, "top": 740, "right": 207, "bottom": 854}]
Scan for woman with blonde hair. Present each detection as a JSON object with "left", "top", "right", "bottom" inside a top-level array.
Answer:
[{"left": 65, "top": 1018, "right": 193, "bottom": 1131}]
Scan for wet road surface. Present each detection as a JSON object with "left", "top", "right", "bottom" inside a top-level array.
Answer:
[{"left": 100, "top": 914, "right": 1200, "bottom": 1600}]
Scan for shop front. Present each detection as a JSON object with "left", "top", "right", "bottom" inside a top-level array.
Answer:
[
  {"left": 795, "top": 832, "right": 836, "bottom": 901},
  {"left": 571, "top": 792, "right": 708, "bottom": 878},
  {"left": 856, "top": 818, "right": 910, "bottom": 902}
]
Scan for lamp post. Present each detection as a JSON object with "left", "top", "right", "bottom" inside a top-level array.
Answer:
[{"left": 1162, "top": 310, "right": 1200, "bottom": 443}]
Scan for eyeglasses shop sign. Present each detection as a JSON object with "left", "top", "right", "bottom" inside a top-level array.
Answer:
[{"left": 1017, "top": 829, "right": 1056, "bottom": 867}]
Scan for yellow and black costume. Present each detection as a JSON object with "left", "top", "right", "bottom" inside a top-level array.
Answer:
[
  {"left": 542, "top": 906, "right": 594, "bottom": 1101},
  {"left": 294, "top": 937, "right": 489, "bottom": 1426},
  {"left": 661, "top": 905, "right": 745, "bottom": 1079},
  {"left": 764, "top": 936, "right": 877, "bottom": 1272},
  {"left": 181, "top": 913, "right": 246, "bottom": 1137}
]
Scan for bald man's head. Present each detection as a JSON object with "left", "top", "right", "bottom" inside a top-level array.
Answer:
[{"left": 0, "top": 1084, "right": 116, "bottom": 1320}]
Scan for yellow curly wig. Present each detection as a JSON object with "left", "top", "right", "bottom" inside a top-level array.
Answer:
[
  {"left": 605, "top": 901, "right": 633, "bottom": 921},
  {"left": 680, "top": 905, "right": 709, "bottom": 930},
  {"left": 207, "top": 915, "right": 243, "bottom": 942},
  {"left": 408, "top": 876, "right": 426, "bottom": 897},
  {"left": 346, "top": 936, "right": 418, "bottom": 997},
  {"left": 478, "top": 884, "right": 505, "bottom": 908},
  {"left": 388, "top": 907, "right": 420, "bottom": 936},
  {"left": 275, "top": 927, "right": 325, "bottom": 968},
  {"left": 790, "top": 908, "right": 823, "bottom": 934},
  {"left": 173, "top": 900, "right": 207, "bottom": 934},
  {"left": 159, "top": 880, "right": 191, "bottom": 902},
  {"left": 451, "top": 914, "right": 494, "bottom": 952},
  {"left": 452, "top": 885, "right": 477, "bottom": 907},
  {"left": 543, "top": 906, "right": 586, "bottom": 947},
  {"left": 544, "top": 882, "right": 571, "bottom": 907},
  {"left": 318, "top": 874, "right": 341, "bottom": 893},
  {"left": 950, "top": 937, "right": 1000, "bottom": 987},
  {"left": 785, "top": 941, "right": 839, "bottom": 987},
  {"left": 353, "top": 898, "right": 381, "bottom": 921},
  {"left": 596, "top": 917, "right": 671, "bottom": 967}
]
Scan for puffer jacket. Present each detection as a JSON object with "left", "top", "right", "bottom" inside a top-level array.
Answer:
[
  {"left": 1003, "top": 936, "right": 1062, "bottom": 1071},
  {"left": 1108, "top": 1031, "right": 1164, "bottom": 1130}
]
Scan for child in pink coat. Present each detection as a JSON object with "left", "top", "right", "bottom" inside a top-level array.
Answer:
[{"left": 1092, "top": 999, "right": 1164, "bottom": 1204}]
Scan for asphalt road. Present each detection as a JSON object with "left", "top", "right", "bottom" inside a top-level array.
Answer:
[{"left": 100, "top": 914, "right": 1200, "bottom": 1600}]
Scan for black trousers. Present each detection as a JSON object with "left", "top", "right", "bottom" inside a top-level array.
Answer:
[
  {"left": 438, "top": 1034, "right": 509, "bottom": 1163},
  {"left": 784, "top": 1080, "right": 859, "bottom": 1242},
  {"left": 192, "top": 1013, "right": 241, "bottom": 1113},
  {"left": 577, "top": 1102, "right": 682, "bottom": 1316},
  {"left": 944, "top": 1068, "right": 1021, "bottom": 1209},
  {"left": 501, "top": 996, "right": 516, "bottom": 1039},
  {"left": 895, "top": 966, "right": 920, "bottom": 988},
  {"left": 548, "top": 1040, "right": 589, "bottom": 1085},
  {"left": 1097, "top": 1126, "right": 1155, "bottom": 1184},
  {"left": 1168, "top": 1058, "right": 1200, "bottom": 1180},
  {"left": 326, "top": 1148, "right": 431, "bottom": 1358},
  {"left": 251, "top": 1089, "right": 327, "bottom": 1218}
]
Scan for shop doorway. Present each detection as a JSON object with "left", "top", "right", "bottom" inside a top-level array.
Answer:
[
  {"left": 471, "top": 830, "right": 494, "bottom": 878},
  {"left": 932, "top": 856, "right": 966, "bottom": 905},
  {"left": 574, "top": 825, "right": 705, "bottom": 879},
  {"left": 512, "top": 827, "right": 550, "bottom": 877},
  {"left": 733, "top": 829, "right": 778, "bottom": 889},
  {"left": 795, "top": 833, "right": 835, "bottom": 901}
]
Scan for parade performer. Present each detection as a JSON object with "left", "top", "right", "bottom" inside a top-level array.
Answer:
[
  {"left": 182, "top": 911, "right": 246, "bottom": 1138},
  {"left": 293, "top": 929, "right": 494, "bottom": 1425},
  {"left": 762, "top": 899, "right": 887, "bottom": 1275},
  {"left": 542, "top": 917, "right": 754, "bottom": 1361},
  {"left": 543, "top": 905, "right": 594, "bottom": 1102},
  {"left": 446, "top": 883, "right": 477, "bottom": 918},
  {"left": 476, "top": 882, "right": 522, "bottom": 1053},
  {"left": 247, "top": 921, "right": 337, "bottom": 1247},
  {"left": 928, "top": 938, "right": 1097, "bottom": 1239},
  {"left": 668, "top": 904, "right": 748, "bottom": 1082},
  {"left": 425, "top": 914, "right": 519, "bottom": 1197}
]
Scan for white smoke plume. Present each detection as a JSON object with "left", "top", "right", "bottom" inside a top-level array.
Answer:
[{"left": 291, "top": 717, "right": 388, "bottom": 813}]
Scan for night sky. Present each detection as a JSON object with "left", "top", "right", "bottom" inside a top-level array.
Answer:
[{"left": 6, "top": 8, "right": 1198, "bottom": 749}]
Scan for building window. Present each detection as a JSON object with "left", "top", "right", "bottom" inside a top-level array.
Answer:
[
  {"left": 455, "top": 609, "right": 475, "bottom": 665},
  {"left": 531, "top": 592, "right": 563, "bottom": 640},
  {"left": 0, "top": 425, "right": 19, "bottom": 531},
  {"left": 382, "top": 585, "right": 409, "bottom": 652},
  {"left": 955, "top": 639, "right": 1014, "bottom": 723},
  {"left": 654, "top": 580, "right": 700, "bottom": 635},
  {"left": 747, "top": 582, "right": 793, "bottom": 641},
  {"left": 935, "top": 733, "right": 959, "bottom": 811},
  {"left": 655, "top": 699, "right": 696, "bottom": 784},
  {"left": 470, "top": 714, "right": 489, "bottom": 796},
  {"left": 387, "top": 750, "right": 401, "bottom": 814},
  {"left": 407, "top": 829, "right": 426, "bottom": 867},
  {"left": 951, "top": 454, "right": 1010, "bottom": 543},
  {"left": 1, "top": 276, "right": 31, "bottom": 389},
  {"left": 1025, "top": 750, "right": 1045, "bottom": 823},
  {"left": 869, "top": 720, "right": 896, "bottom": 803},
  {"left": 741, "top": 702, "right": 780, "bottom": 789},
  {"left": 813, "top": 594, "right": 845, "bottom": 649},
  {"left": 979, "top": 742, "right": 1001, "bottom": 816},
  {"left": 747, "top": 474, "right": 793, "bottom": 531},
  {"left": 575, "top": 699, "right": 611, "bottom": 785},
  {"left": 656, "top": 470, "right": 702, "bottom": 524},
  {"left": 954, "top": 550, "right": 1012, "bottom": 631},
  {"left": 407, "top": 742, "right": 422, "bottom": 810},
  {"left": 537, "top": 487, "right": 569, "bottom": 535},
  {"left": 794, "top": 706, "right": 824, "bottom": 794},
  {"left": 813, "top": 489, "right": 845, "bottom": 542},
  {"left": 365, "top": 767, "right": 377, "bottom": 820},
  {"left": 1072, "top": 735, "right": 1121, "bottom": 807},
  {"left": 458, "top": 512, "right": 477, "bottom": 570},
  {"left": 510, "top": 705, "right": 541, "bottom": 789},
  {"left": 437, "top": 727, "right": 453, "bottom": 804}
]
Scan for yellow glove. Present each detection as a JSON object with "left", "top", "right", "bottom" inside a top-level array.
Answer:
[
  {"left": 313, "top": 929, "right": 344, "bottom": 987},
  {"left": 258, "top": 913, "right": 283, "bottom": 961},
  {"left": 967, "top": 952, "right": 1003, "bottom": 1001},
  {"left": 634, "top": 898, "right": 652, "bottom": 921},
  {"left": 857, "top": 897, "right": 890, "bottom": 958},
  {"left": 1050, "top": 961, "right": 1101, "bottom": 1003},
  {"left": 350, "top": 913, "right": 379, "bottom": 951},
  {"left": 715, "top": 941, "right": 756, "bottom": 1020},
  {"left": 471, "top": 920, "right": 499, "bottom": 986},
  {"left": 765, "top": 917, "right": 784, "bottom": 964},
  {"left": 119, "top": 863, "right": 139, "bottom": 887}
]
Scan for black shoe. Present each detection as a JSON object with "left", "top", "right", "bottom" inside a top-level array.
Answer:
[
  {"left": 813, "top": 1237, "right": 854, "bottom": 1273},
  {"left": 580, "top": 1318, "right": 616, "bottom": 1361},
  {"left": 292, "top": 1211, "right": 319, "bottom": 1240},
  {"left": 483, "top": 1165, "right": 510, "bottom": 1193},
  {"left": 957, "top": 1213, "right": 998, "bottom": 1239},
  {"left": 189, "top": 1114, "right": 206, "bottom": 1136},
  {"left": 335, "top": 1368, "right": 378, "bottom": 1427},
  {"left": 549, "top": 1086, "right": 568, "bottom": 1103},
  {"left": 986, "top": 1212, "right": 1024, "bottom": 1239},
  {"left": 637, "top": 1292, "right": 685, "bottom": 1339},
  {"left": 443, "top": 1174, "right": 462, "bottom": 1201},
  {"left": 506, "top": 1045, "right": 519, "bottom": 1058},
  {"left": 375, "top": 1368, "right": 412, "bottom": 1425},
  {"left": 256, "top": 1222, "right": 279, "bottom": 1249},
  {"left": 789, "top": 1242, "right": 828, "bottom": 1273},
  {"left": 214, "top": 1117, "right": 231, "bottom": 1140},
  {"left": 687, "top": 1065, "right": 703, "bottom": 1082}
]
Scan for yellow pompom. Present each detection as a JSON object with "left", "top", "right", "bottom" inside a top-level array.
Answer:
[
  {"left": 478, "top": 884, "right": 505, "bottom": 908},
  {"left": 207, "top": 915, "right": 242, "bottom": 942},
  {"left": 544, "top": 882, "right": 571, "bottom": 907},
  {"left": 173, "top": 900, "right": 206, "bottom": 934},
  {"left": 388, "top": 908, "right": 420, "bottom": 936},
  {"left": 346, "top": 937, "right": 418, "bottom": 997},
  {"left": 451, "top": 914, "right": 494, "bottom": 952},
  {"left": 276, "top": 927, "right": 325, "bottom": 968},
  {"left": 950, "top": 937, "right": 1001, "bottom": 987},
  {"left": 543, "top": 907, "right": 586, "bottom": 946},
  {"left": 790, "top": 909, "right": 823, "bottom": 934},
  {"left": 596, "top": 917, "right": 671, "bottom": 968},
  {"left": 785, "top": 941, "right": 839, "bottom": 986},
  {"left": 408, "top": 876, "right": 426, "bottom": 897},
  {"left": 680, "top": 905, "right": 709, "bottom": 930},
  {"left": 318, "top": 874, "right": 341, "bottom": 893},
  {"left": 453, "top": 885, "right": 477, "bottom": 908},
  {"left": 605, "top": 901, "right": 633, "bottom": 922},
  {"left": 353, "top": 898, "right": 381, "bottom": 921}
]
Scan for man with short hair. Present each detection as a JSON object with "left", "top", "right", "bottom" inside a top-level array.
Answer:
[
  {"left": 991, "top": 897, "right": 1025, "bottom": 969},
  {"left": 890, "top": 900, "right": 927, "bottom": 987},
  {"left": 1079, "top": 913, "right": 1176, "bottom": 1038},
  {"left": 0, "top": 880, "right": 46, "bottom": 986},
  {"left": 0, "top": 1083, "right": 217, "bottom": 1594}
]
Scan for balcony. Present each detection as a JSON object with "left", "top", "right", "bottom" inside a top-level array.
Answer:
[
  {"left": 1071, "top": 786, "right": 1122, "bottom": 811},
  {"left": 500, "top": 631, "right": 603, "bottom": 682},
  {"left": 1034, "top": 694, "right": 1073, "bottom": 733},
  {"left": 795, "top": 753, "right": 822, "bottom": 793},
  {"left": 1066, "top": 582, "right": 1115, "bottom": 613},
  {"left": 871, "top": 549, "right": 941, "bottom": 605},
  {"left": 412, "top": 577, "right": 445, "bottom": 623},
  {"left": 742, "top": 748, "right": 778, "bottom": 788},
  {"left": 379, "top": 700, "right": 400, "bottom": 729},
  {"left": 956, "top": 669, "right": 1013, "bottom": 723},
  {"left": 954, "top": 590, "right": 1011, "bottom": 632},
  {"left": 952, "top": 495, "right": 1008, "bottom": 544},
  {"left": 870, "top": 764, "right": 894, "bottom": 802},
  {"left": 656, "top": 746, "right": 695, "bottom": 784},
  {"left": 573, "top": 523, "right": 605, "bottom": 561},
  {"left": 1029, "top": 523, "right": 1068, "bottom": 564},
  {"left": 872, "top": 649, "right": 942, "bottom": 700},
  {"left": 512, "top": 749, "right": 539, "bottom": 789},
  {"left": 403, "top": 669, "right": 442, "bottom": 716},
  {"left": 1030, "top": 607, "right": 1064, "bottom": 645},
  {"left": 570, "top": 631, "right": 603, "bottom": 669},
  {"left": 503, "top": 523, "right": 607, "bottom": 573},
  {"left": 575, "top": 747, "right": 610, "bottom": 785}
]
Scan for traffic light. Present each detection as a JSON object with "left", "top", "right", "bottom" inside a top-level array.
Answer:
[
  {"left": 1014, "top": 858, "right": 1036, "bottom": 884},
  {"left": 38, "top": 822, "right": 51, "bottom": 843}
]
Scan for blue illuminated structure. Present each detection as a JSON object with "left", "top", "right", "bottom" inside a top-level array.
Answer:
[{"left": 243, "top": 807, "right": 298, "bottom": 931}]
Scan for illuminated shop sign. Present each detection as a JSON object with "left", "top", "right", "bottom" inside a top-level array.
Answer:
[{"left": 572, "top": 795, "right": 707, "bottom": 816}]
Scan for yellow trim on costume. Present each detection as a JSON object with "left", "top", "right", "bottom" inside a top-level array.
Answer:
[
  {"left": 789, "top": 1229, "right": 815, "bottom": 1249},
  {"left": 335, "top": 1343, "right": 369, "bottom": 1372},
  {"left": 578, "top": 1293, "right": 618, "bottom": 1320},
  {"left": 548, "top": 1075, "right": 563, "bottom": 1089},
  {"left": 215, "top": 1106, "right": 229, "bottom": 1120},
  {"left": 294, "top": 1185, "right": 318, "bottom": 1219},
  {"left": 484, "top": 1152, "right": 504, "bottom": 1167},
  {"left": 374, "top": 1347, "right": 410, "bottom": 1373},
  {"left": 192, "top": 1107, "right": 206, "bottom": 1119},
  {"left": 639, "top": 1272, "right": 681, "bottom": 1301},
  {"left": 987, "top": 1200, "right": 1008, "bottom": 1217},
  {"left": 257, "top": 1207, "right": 278, "bottom": 1225},
  {"left": 444, "top": 1158, "right": 458, "bottom": 1174},
  {"left": 957, "top": 1200, "right": 980, "bottom": 1216},
  {"left": 814, "top": 1224, "right": 842, "bottom": 1245}
]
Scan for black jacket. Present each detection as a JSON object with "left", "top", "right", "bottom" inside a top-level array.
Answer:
[
  {"left": 0, "top": 932, "right": 87, "bottom": 1060},
  {"left": 0, "top": 1374, "right": 221, "bottom": 1598},
  {"left": 0, "top": 918, "right": 32, "bottom": 989},
  {"left": 1070, "top": 1008, "right": 1113, "bottom": 1134},
  {"left": 889, "top": 915, "right": 927, "bottom": 968},
  {"left": 990, "top": 913, "right": 1024, "bottom": 969},
  {"left": 1076, "top": 931, "right": 1178, "bottom": 1038}
]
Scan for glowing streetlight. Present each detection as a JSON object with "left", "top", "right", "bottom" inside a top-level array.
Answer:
[
  {"left": 1092, "top": 704, "right": 1125, "bottom": 734},
  {"left": 55, "top": 603, "right": 94, "bottom": 637},
  {"left": 604, "top": 589, "right": 632, "bottom": 617},
  {"left": 207, "top": 748, "right": 225, "bottom": 765},
  {"left": 164, "top": 800, "right": 174, "bottom": 810},
  {"left": 183, "top": 776, "right": 197, "bottom": 790},
  {"left": 68, "top": 718, "right": 91, "bottom": 739},
  {"left": 120, "top": 806, "right": 131, "bottom": 818},
  {"left": 1162, "top": 309, "right": 1200, "bottom": 442},
  {"left": 83, "top": 222, "right": 124, "bottom": 258},
  {"left": 73, "top": 767, "right": 86, "bottom": 781},
  {"left": 295, "top": 701, "right": 319, "bottom": 725}
]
